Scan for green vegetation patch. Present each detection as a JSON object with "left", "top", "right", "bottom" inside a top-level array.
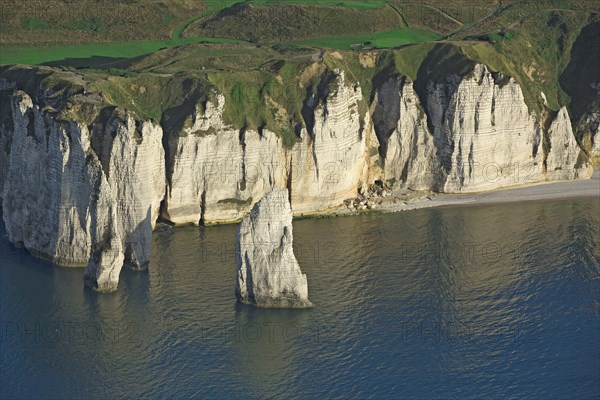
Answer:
[
  {"left": 23, "top": 18, "right": 53, "bottom": 30},
  {"left": 65, "top": 17, "right": 108, "bottom": 34},
  {"left": 0, "top": 37, "right": 254, "bottom": 67},
  {"left": 392, "top": 43, "right": 436, "bottom": 81},
  {"left": 206, "top": 66, "right": 306, "bottom": 149},
  {"left": 218, "top": 197, "right": 253, "bottom": 206},
  {"left": 292, "top": 28, "right": 441, "bottom": 50},
  {"left": 87, "top": 74, "right": 213, "bottom": 123}
]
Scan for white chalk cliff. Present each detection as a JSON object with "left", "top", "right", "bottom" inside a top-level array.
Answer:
[
  {"left": 423, "top": 64, "right": 591, "bottom": 192},
  {"left": 166, "top": 93, "right": 289, "bottom": 225},
  {"left": 2, "top": 92, "right": 165, "bottom": 292},
  {"left": 235, "top": 189, "right": 312, "bottom": 308},
  {"left": 374, "top": 76, "right": 437, "bottom": 190},
  {"left": 0, "top": 61, "right": 594, "bottom": 291}
]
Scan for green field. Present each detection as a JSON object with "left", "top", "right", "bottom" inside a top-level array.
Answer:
[
  {"left": 1, "top": 0, "right": 596, "bottom": 69},
  {"left": 0, "top": 0, "right": 395, "bottom": 66},
  {"left": 1, "top": 0, "right": 247, "bottom": 66},
  {"left": 292, "top": 28, "right": 441, "bottom": 49},
  {"left": 0, "top": 37, "right": 254, "bottom": 67}
]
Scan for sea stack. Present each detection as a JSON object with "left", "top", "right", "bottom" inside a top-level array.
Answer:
[{"left": 235, "top": 189, "right": 313, "bottom": 308}]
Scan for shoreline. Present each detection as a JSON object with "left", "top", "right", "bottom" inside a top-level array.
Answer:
[
  {"left": 303, "top": 170, "right": 600, "bottom": 220},
  {"left": 2, "top": 172, "right": 598, "bottom": 270},
  {"left": 405, "top": 170, "right": 600, "bottom": 210}
]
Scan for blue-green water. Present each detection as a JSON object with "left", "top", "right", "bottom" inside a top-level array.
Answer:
[{"left": 1, "top": 198, "right": 599, "bottom": 399}]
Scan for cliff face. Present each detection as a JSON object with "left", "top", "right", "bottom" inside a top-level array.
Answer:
[
  {"left": 369, "top": 64, "right": 592, "bottom": 194},
  {"left": 545, "top": 107, "right": 589, "bottom": 181},
  {"left": 166, "top": 93, "right": 288, "bottom": 225},
  {"left": 425, "top": 65, "right": 542, "bottom": 192},
  {"left": 374, "top": 76, "right": 437, "bottom": 190},
  {"left": 594, "top": 128, "right": 600, "bottom": 163},
  {"left": 422, "top": 64, "right": 591, "bottom": 192},
  {"left": 3, "top": 92, "right": 98, "bottom": 266},
  {"left": 2, "top": 91, "right": 165, "bottom": 292},
  {"left": 578, "top": 108, "right": 600, "bottom": 167},
  {"left": 0, "top": 62, "right": 593, "bottom": 291},
  {"left": 166, "top": 71, "right": 376, "bottom": 224},
  {"left": 290, "top": 71, "right": 375, "bottom": 213}
]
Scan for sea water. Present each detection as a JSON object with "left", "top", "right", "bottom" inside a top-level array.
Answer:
[{"left": 1, "top": 198, "right": 599, "bottom": 399}]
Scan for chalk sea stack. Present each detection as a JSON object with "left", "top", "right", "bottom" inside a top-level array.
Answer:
[{"left": 235, "top": 189, "right": 313, "bottom": 308}]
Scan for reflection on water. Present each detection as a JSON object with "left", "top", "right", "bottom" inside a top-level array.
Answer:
[{"left": 1, "top": 199, "right": 599, "bottom": 399}]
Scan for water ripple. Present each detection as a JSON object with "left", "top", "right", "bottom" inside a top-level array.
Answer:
[{"left": 1, "top": 198, "right": 599, "bottom": 399}]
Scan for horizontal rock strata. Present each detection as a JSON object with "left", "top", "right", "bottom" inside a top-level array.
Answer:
[{"left": 0, "top": 62, "right": 593, "bottom": 291}]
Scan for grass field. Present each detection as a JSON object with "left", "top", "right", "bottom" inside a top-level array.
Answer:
[
  {"left": 0, "top": 0, "right": 520, "bottom": 66},
  {"left": 292, "top": 28, "right": 441, "bottom": 50},
  {"left": 0, "top": 0, "right": 200, "bottom": 45},
  {"left": 0, "top": 0, "right": 597, "bottom": 108},
  {"left": 183, "top": 1, "right": 401, "bottom": 43},
  {"left": 0, "top": 37, "right": 254, "bottom": 67}
]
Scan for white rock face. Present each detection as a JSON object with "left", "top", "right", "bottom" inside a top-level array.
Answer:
[
  {"left": 95, "top": 115, "right": 166, "bottom": 269},
  {"left": 167, "top": 94, "right": 288, "bottom": 225},
  {"left": 4, "top": 93, "right": 101, "bottom": 265},
  {"left": 82, "top": 159, "right": 125, "bottom": 292},
  {"left": 589, "top": 110, "right": 600, "bottom": 158},
  {"left": 593, "top": 129, "right": 600, "bottom": 161},
  {"left": 374, "top": 77, "right": 437, "bottom": 190},
  {"left": 168, "top": 94, "right": 241, "bottom": 224},
  {"left": 2, "top": 92, "right": 165, "bottom": 292},
  {"left": 424, "top": 65, "right": 542, "bottom": 192},
  {"left": 235, "top": 189, "right": 312, "bottom": 308},
  {"left": 167, "top": 71, "right": 371, "bottom": 224},
  {"left": 545, "top": 107, "right": 592, "bottom": 180},
  {"left": 419, "top": 65, "right": 593, "bottom": 192},
  {"left": 290, "top": 71, "right": 369, "bottom": 213},
  {"left": 578, "top": 109, "right": 600, "bottom": 165},
  {"left": 162, "top": 65, "right": 591, "bottom": 224},
  {"left": 84, "top": 115, "right": 166, "bottom": 290}
]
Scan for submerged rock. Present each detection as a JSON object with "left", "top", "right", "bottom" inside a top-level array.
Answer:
[{"left": 235, "top": 189, "right": 313, "bottom": 308}]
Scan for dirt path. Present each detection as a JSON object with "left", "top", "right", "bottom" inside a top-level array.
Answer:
[
  {"left": 387, "top": 3, "right": 409, "bottom": 28},
  {"left": 419, "top": 4, "right": 464, "bottom": 26}
]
